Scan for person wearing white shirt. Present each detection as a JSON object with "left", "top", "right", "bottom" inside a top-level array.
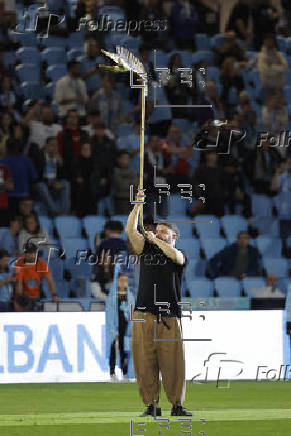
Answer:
[
  {"left": 254, "top": 275, "right": 285, "bottom": 298},
  {"left": 54, "top": 61, "right": 88, "bottom": 118},
  {"left": 22, "top": 102, "right": 62, "bottom": 150}
]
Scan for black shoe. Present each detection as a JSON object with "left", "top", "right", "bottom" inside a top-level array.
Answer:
[
  {"left": 171, "top": 405, "right": 192, "bottom": 416},
  {"left": 140, "top": 404, "right": 162, "bottom": 417}
]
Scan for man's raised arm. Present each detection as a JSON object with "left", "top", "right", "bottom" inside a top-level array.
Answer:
[{"left": 125, "top": 192, "right": 145, "bottom": 255}]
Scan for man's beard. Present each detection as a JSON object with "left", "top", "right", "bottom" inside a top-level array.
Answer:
[{"left": 156, "top": 235, "right": 171, "bottom": 244}]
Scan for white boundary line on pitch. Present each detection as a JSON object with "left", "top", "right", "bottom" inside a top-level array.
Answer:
[{"left": 0, "top": 409, "right": 291, "bottom": 426}]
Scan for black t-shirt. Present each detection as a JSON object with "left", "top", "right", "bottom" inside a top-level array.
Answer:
[{"left": 134, "top": 238, "right": 188, "bottom": 318}]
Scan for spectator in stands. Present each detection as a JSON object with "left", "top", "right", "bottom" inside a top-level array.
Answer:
[
  {"left": 138, "top": 0, "right": 168, "bottom": 50},
  {"left": 88, "top": 74, "right": 124, "bottom": 134},
  {"left": 0, "top": 293, "right": 38, "bottom": 312},
  {"left": 0, "top": 75, "right": 16, "bottom": 113},
  {"left": 261, "top": 93, "right": 288, "bottom": 142},
  {"left": 244, "top": 134, "right": 283, "bottom": 195},
  {"left": 90, "top": 121, "right": 116, "bottom": 198},
  {"left": 160, "top": 124, "right": 193, "bottom": 189},
  {"left": 112, "top": 150, "right": 138, "bottom": 215},
  {"left": 170, "top": 0, "right": 198, "bottom": 51},
  {"left": 138, "top": 43, "right": 157, "bottom": 83},
  {"left": 144, "top": 135, "right": 173, "bottom": 218},
  {"left": 0, "top": 216, "right": 21, "bottom": 255},
  {"left": 14, "top": 241, "right": 59, "bottom": 302},
  {"left": 13, "top": 123, "right": 29, "bottom": 154},
  {"left": 207, "top": 231, "right": 262, "bottom": 279},
  {"left": 54, "top": 61, "right": 88, "bottom": 118},
  {"left": 198, "top": 81, "right": 225, "bottom": 122},
  {"left": 224, "top": 157, "right": 252, "bottom": 218},
  {"left": 220, "top": 57, "right": 244, "bottom": 116},
  {"left": 252, "top": 0, "right": 281, "bottom": 50},
  {"left": 83, "top": 110, "right": 114, "bottom": 140},
  {"left": 107, "top": 271, "right": 135, "bottom": 383},
  {"left": 57, "top": 109, "right": 88, "bottom": 179},
  {"left": 91, "top": 220, "right": 128, "bottom": 299},
  {"left": 226, "top": 0, "right": 252, "bottom": 43},
  {"left": 190, "top": 150, "right": 227, "bottom": 217},
  {"left": 1, "top": 110, "right": 14, "bottom": 137},
  {"left": 72, "top": 141, "right": 102, "bottom": 217},
  {"left": 18, "top": 213, "right": 50, "bottom": 253},
  {"left": 270, "top": 157, "right": 291, "bottom": 252},
  {"left": 235, "top": 91, "right": 257, "bottom": 143},
  {"left": 0, "top": 249, "right": 15, "bottom": 303},
  {"left": 80, "top": 39, "right": 102, "bottom": 94},
  {"left": 254, "top": 274, "right": 285, "bottom": 298},
  {"left": 0, "top": 161, "right": 14, "bottom": 226},
  {"left": 257, "top": 35, "right": 287, "bottom": 100},
  {"left": 214, "top": 31, "right": 247, "bottom": 67},
  {"left": 22, "top": 102, "right": 62, "bottom": 150},
  {"left": 35, "top": 137, "right": 71, "bottom": 217},
  {"left": 0, "top": 139, "right": 37, "bottom": 215},
  {"left": 165, "top": 53, "right": 193, "bottom": 119},
  {"left": 146, "top": 82, "right": 172, "bottom": 137},
  {"left": 17, "top": 197, "right": 35, "bottom": 226}
]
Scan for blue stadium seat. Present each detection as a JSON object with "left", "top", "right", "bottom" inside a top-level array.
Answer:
[
  {"left": 287, "top": 56, "right": 291, "bottom": 67},
  {"left": 46, "top": 64, "right": 67, "bottom": 82},
  {"left": 41, "top": 48, "right": 66, "bottom": 64},
  {"left": 67, "top": 32, "right": 85, "bottom": 50},
  {"left": 149, "top": 50, "right": 168, "bottom": 67},
  {"left": 251, "top": 216, "right": 279, "bottom": 237},
  {"left": 251, "top": 194, "right": 273, "bottom": 217},
  {"left": 67, "top": 48, "right": 85, "bottom": 61},
  {"left": 45, "top": 82, "right": 55, "bottom": 99},
  {"left": 48, "top": 258, "right": 65, "bottom": 281},
  {"left": 189, "top": 278, "right": 214, "bottom": 297},
  {"left": 15, "top": 64, "right": 40, "bottom": 83},
  {"left": 206, "top": 66, "right": 220, "bottom": 87},
  {"left": 263, "top": 258, "right": 289, "bottom": 278},
  {"left": 65, "top": 258, "right": 92, "bottom": 279},
  {"left": 177, "top": 238, "right": 200, "bottom": 258},
  {"left": 276, "top": 36, "right": 286, "bottom": 52},
  {"left": 211, "top": 34, "right": 226, "bottom": 49},
  {"left": 214, "top": 277, "right": 242, "bottom": 297},
  {"left": 68, "top": 279, "right": 92, "bottom": 299},
  {"left": 116, "top": 124, "right": 133, "bottom": 137},
  {"left": 201, "top": 238, "right": 226, "bottom": 259},
  {"left": 83, "top": 215, "right": 106, "bottom": 239},
  {"left": 39, "top": 216, "right": 54, "bottom": 239},
  {"left": 12, "top": 31, "right": 37, "bottom": 47},
  {"left": 55, "top": 216, "right": 82, "bottom": 239},
  {"left": 43, "top": 279, "right": 69, "bottom": 298},
  {"left": 186, "top": 258, "right": 206, "bottom": 279},
  {"left": 42, "top": 36, "right": 67, "bottom": 49},
  {"left": 246, "top": 50, "right": 257, "bottom": 60},
  {"left": 195, "top": 34, "right": 211, "bottom": 51},
  {"left": 283, "top": 86, "right": 291, "bottom": 104},
  {"left": 286, "top": 37, "right": 291, "bottom": 55},
  {"left": 256, "top": 236, "right": 282, "bottom": 258},
  {"left": 195, "top": 215, "right": 220, "bottom": 238},
  {"left": 242, "top": 277, "right": 265, "bottom": 297},
  {"left": 168, "top": 195, "right": 188, "bottom": 216},
  {"left": 16, "top": 47, "right": 40, "bottom": 64},
  {"left": 98, "top": 6, "right": 125, "bottom": 21},
  {"left": 221, "top": 215, "right": 247, "bottom": 241},
  {"left": 3, "top": 52, "right": 16, "bottom": 69},
  {"left": 62, "top": 238, "right": 88, "bottom": 259},
  {"left": 192, "top": 50, "right": 214, "bottom": 66},
  {"left": 20, "top": 82, "right": 44, "bottom": 100}
]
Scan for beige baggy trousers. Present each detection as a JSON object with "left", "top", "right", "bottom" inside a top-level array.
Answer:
[{"left": 132, "top": 311, "right": 186, "bottom": 406}]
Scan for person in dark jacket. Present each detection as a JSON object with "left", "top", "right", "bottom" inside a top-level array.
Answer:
[
  {"left": 71, "top": 141, "right": 103, "bottom": 217},
  {"left": 35, "top": 137, "right": 70, "bottom": 216},
  {"left": 57, "top": 109, "right": 88, "bottom": 179},
  {"left": 207, "top": 231, "right": 262, "bottom": 279}
]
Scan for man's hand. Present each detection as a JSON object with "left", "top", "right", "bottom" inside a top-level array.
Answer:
[
  {"left": 135, "top": 190, "right": 145, "bottom": 204},
  {"left": 145, "top": 231, "right": 156, "bottom": 242},
  {"left": 52, "top": 295, "right": 59, "bottom": 303}
]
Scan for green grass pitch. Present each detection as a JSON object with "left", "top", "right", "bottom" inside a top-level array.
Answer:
[{"left": 0, "top": 381, "right": 290, "bottom": 435}]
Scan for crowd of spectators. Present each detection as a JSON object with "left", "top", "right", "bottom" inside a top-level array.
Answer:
[{"left": 0, "top": 0, "right": 290, "bottom": 310}]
